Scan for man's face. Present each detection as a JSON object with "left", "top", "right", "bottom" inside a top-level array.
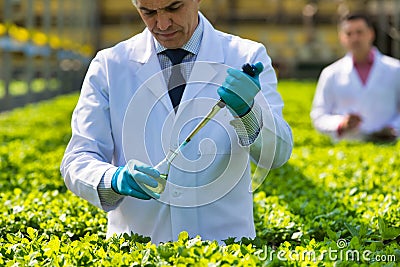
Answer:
[
  {"left": 135, "top": 0, "right": 201, "bottom": 49},
  {"left": 339, "top": 19, "right": 374, "bottom": 56}
]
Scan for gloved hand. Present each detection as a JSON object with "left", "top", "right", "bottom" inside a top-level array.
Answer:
[
  {"left": 217, "top": 62, "right": 264, "bottom": 117},
  {"left": 111, "top": 160, "right": 160, "bottom": 200}
]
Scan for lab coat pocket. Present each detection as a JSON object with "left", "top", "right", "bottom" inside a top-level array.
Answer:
[{"left": 192, "top": 142, "right": 249, "bottom": 205}]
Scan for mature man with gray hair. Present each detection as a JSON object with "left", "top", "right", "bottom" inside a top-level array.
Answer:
[{"left": 61, "top": 0, "right": 293, "bottom": 244}]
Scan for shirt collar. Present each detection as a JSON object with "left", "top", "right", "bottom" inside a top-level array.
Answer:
[{"left": 155, "top": 15, "right": 203, "bottom": 55}]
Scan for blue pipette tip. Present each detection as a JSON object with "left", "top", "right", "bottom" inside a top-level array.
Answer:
[{"left": 180, "top": 140, "right": 189, "bottom": 149}]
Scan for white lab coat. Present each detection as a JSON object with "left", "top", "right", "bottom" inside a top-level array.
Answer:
[
  {"left": 311, "top": 49, "right": 400, "bottom": 140},
  {"left": 60, "top": 13, "right": 292, "bottom": 244}
]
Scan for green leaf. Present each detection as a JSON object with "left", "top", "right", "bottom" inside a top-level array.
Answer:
[
  {"left": 222, "top": 237, "right": 237, "bottom": 246},
  {"left": 178, "top": 231, "right": 189, "bottom": 243},
  {"left": 344, "top": 222, "right": 359, "bottom": 237},
  {"left": 349, "top": 236, "right": 360, "bottom": 247},
  {"left": 327, "top": 228, "right": 339, "bottom": 240},
  {"left": 44, "top": 236, "right": 60, "bottom": 257},
  {"left": 378, "top": 218, "right": 400, "bottom": 241},
  {"left": 378, "top": 217, "right": 387, "bottom": 235},
  {"left": 27, "top": 227, "right": 37, "bottom": 240},
  {"left": 358, "top": 224, "right": 369, "bottom": 238},
  {"left": 157, "top": 245, "right": 176, "bottom": 260},
  {"left": 382, "top": 228, "right": 400, "bottom": 241}
]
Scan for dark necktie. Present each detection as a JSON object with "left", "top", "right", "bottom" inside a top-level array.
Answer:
[{"left": 164, "top": 49, "right": 189, "bottom": 111}]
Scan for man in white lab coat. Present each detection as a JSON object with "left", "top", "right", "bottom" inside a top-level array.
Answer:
[
  {"left": 60, "top": 0, "right": 293, "bottom": 244},
  {"left": 311, "top": 13, "right": 400, "bottom": 142}
]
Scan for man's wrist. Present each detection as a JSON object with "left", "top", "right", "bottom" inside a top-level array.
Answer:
[
  {"left": 111, "top": 166, "right": 123, "bottom": 193},
  {"left": 337, "top": 122, "right": 345, "bottom": 137},
  {"left": 98, "top": 167, "right": 124, "bottom": 207},
  {"left": 230, "top": 103, "right": 263, "bottom": 146},
  {"left": 233, "top": 101, "right": 254, "bottom": 118}
]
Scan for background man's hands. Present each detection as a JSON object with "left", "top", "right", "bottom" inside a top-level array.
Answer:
[
  {"left": 366, "top": 126, "right": 397, "bottom": 143},
  {"left": 338, "top": 113, "right": 362, "bottom": 135}
]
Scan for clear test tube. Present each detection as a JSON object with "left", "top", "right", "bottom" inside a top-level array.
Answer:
[{"left": 127, "top": 148, "right": 180, "bottom": 196}]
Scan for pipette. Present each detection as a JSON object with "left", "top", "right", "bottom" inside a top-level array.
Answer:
[
  {"left": 176, "top": 63, "right": 257, "bottom": 152},
  {"left": 134, "top": 63, "right": 258, "bottom": 196}
]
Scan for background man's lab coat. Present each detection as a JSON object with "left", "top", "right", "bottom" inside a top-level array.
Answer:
[{"left": 311, "top": 49, "right": 400, "bottom": 140}]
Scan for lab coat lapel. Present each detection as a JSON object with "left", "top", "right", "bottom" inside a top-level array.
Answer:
[
  {"left": 135, "top": 56, "right": 173, "bottom": 113},
  {"left": 364, "top": 50, "right": 382, "bottom": 89},
  {"left": 342, "top": 54, "right": 363, "bottom": 89},
  {"left": 129, "top": 29, "right": 174, "bottom": 114}
]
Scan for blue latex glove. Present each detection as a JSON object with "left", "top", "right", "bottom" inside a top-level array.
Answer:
[
  {"left": 111, "top": 160, "right": 160, "bottom": 200},
  {"left": 217, "top": 62, "right": 264, "bottom": 116}
]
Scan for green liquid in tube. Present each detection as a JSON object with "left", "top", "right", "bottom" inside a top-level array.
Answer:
[
  {"left": 143, "top": 174, "right": 167, "bottom": 194},
  {"left": 142, "top": 147, "right": 180, "bottom": 194}
]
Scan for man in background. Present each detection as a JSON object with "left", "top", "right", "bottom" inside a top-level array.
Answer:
[{"left": 311, "top": 13, "right": 400, "bottom": 142}]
